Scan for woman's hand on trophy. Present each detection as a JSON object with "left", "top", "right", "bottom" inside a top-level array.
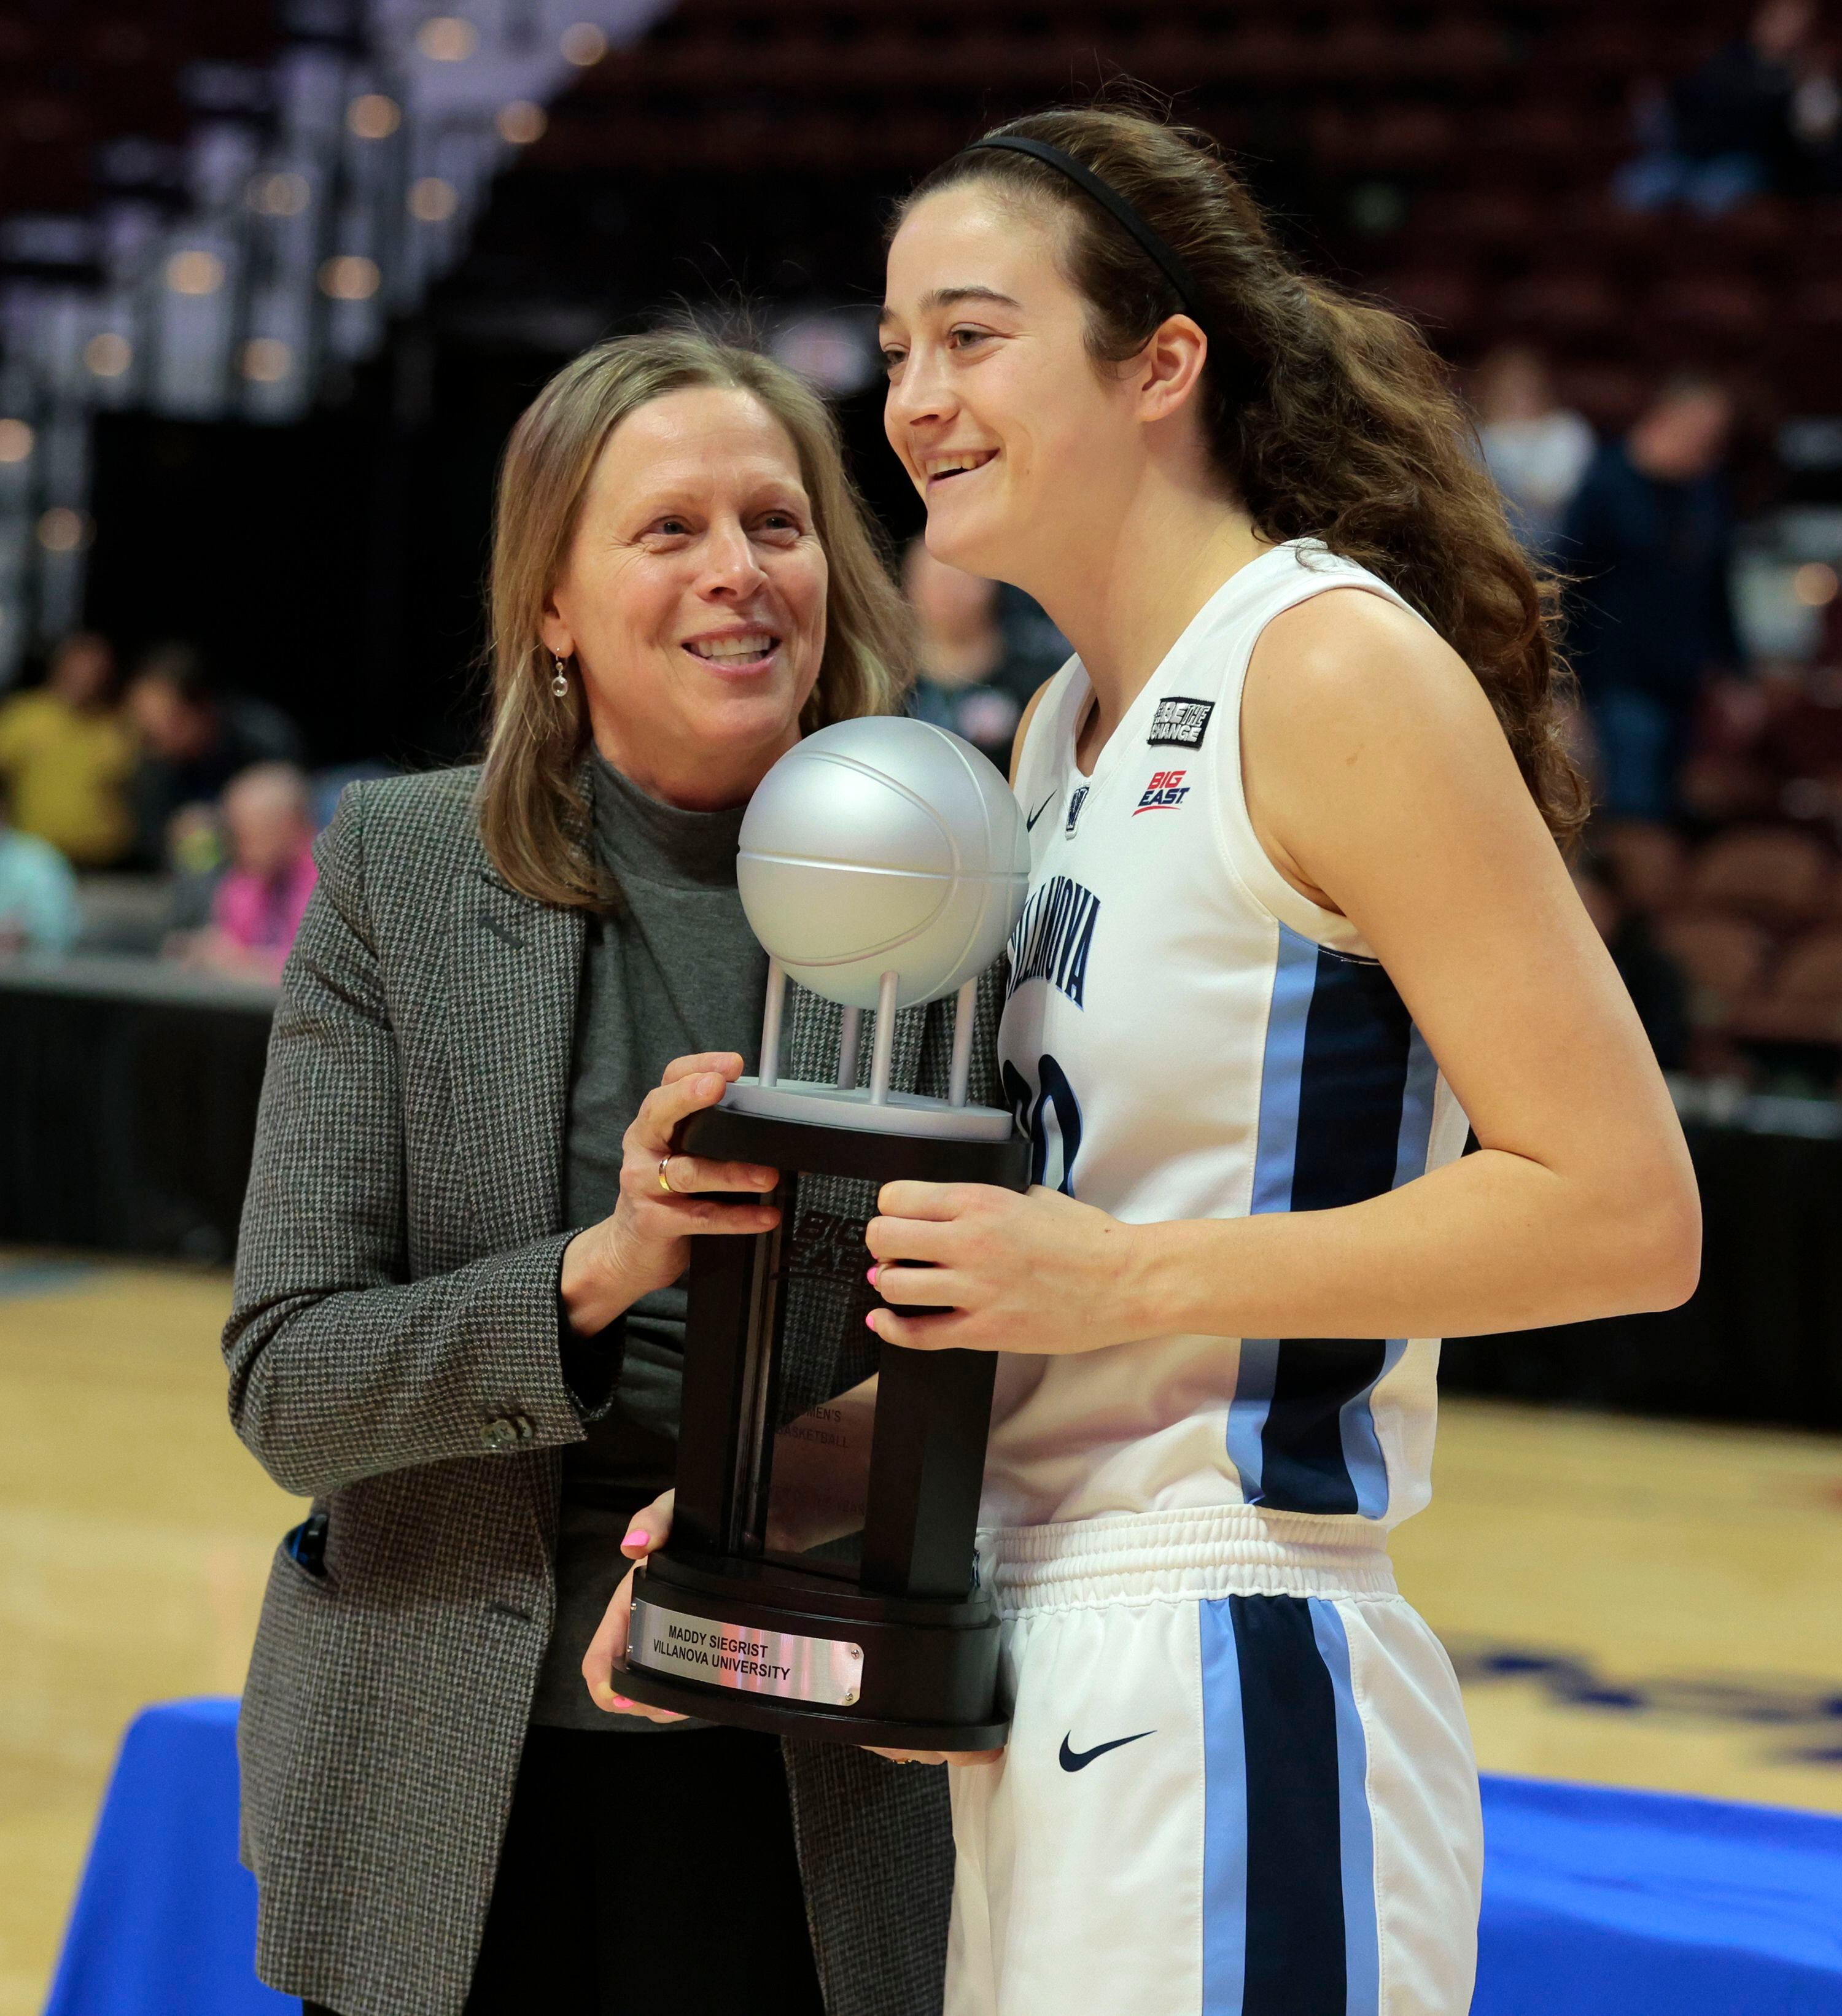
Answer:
[
  {"left": 863, "top": 1182, "right": 1150, "bottom": 1356},
  {"left": 559, "top": 1052, "right": 780, "bottom": 1337},
  {"left": 582, "top": 1489, "right": 690, "bottom": 1723}
]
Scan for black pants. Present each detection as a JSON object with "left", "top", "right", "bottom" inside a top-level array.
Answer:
[{"left": 306, "top": 1725, "right": 824, "bottom": 2016}]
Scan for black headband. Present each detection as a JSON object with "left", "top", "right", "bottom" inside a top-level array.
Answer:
[{"left": 962, "top": 135, "right": 1209, "bottom": 331}]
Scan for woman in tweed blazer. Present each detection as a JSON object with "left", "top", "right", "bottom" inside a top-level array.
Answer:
[{"left": 223, "top": 334, "right": 993, "bottom": 2016}]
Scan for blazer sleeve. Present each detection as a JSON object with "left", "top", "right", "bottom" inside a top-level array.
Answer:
[{"left": 222, "top": 783, "right": 591, "bottom": 1498}]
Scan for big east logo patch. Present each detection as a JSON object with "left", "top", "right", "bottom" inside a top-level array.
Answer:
[{"left": 1135, "top": 768, "right": 1189, "bottom": 815}]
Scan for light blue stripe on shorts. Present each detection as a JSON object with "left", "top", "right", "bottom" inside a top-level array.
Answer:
[
  {"left": 1200, "top": 1599, "right": 1248, "bottom": 2016},
  {"left": 1310, "top": 1599, "right": 1380, "bottom": 2016}
]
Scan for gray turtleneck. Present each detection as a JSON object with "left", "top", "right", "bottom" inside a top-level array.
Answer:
[{"left": 530, "top": 751, "right": 769, "bottom": 1731}]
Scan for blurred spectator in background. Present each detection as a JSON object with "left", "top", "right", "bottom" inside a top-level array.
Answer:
[
  {"left": 168, "top": 763, "right": 316, "bottom": 982},
  {"left": 1561, "top": 375, "right": 1739, "bottom": 820},
  {"left": 903, "top": 538, "right": 1045, "bottom": 772},
  {"left": 0, "top": 774, "right": 82, "bottom": 956},
  {"left": 1617, "top": 0, "right": 1841, "bottom": 212},
  {"left": 1474, "top": 346, "right": 1596, "bottom": 563},
  {"left": 126, "top": 643, "right": 304, "bottom": 866},
  {"left": 0, "top": 631, "right": 136, "bottom": 867}
]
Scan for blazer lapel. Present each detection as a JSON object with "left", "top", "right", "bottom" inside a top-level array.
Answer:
[{"left": 448, "top": 870, "right": 586, "bottom": 1248}]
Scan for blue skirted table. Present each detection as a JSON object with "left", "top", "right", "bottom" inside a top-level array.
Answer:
[
  {"left": 45, "top": 1698, "right": 1842, "bottom": 2014},
  {"left": 44, "top": 1700, "right": 295, "bottom": 2016},
  {"left": 1474, "top": 1775, "right": 1842, "bottom": 2015}
]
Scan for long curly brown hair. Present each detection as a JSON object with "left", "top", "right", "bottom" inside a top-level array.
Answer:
[{"left": 900, "top": 103, "right": 1587, "bottom": 847}]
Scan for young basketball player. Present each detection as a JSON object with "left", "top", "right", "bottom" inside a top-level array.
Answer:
[{"left": 861, "top": 106, "right": 1701, "bottom": 2015}]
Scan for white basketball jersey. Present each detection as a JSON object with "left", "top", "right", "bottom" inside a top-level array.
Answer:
[{"left": 989, "top": 540, "right": 1471, "bottom": 1533}]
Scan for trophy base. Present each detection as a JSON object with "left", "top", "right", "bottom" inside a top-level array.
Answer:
[
  {"left": 683, "top": 1101, "right": 1030, "bottom": 1185},
  {"left": 616, "top": 1547, "right": 1008, "bottom": 1751},
  {"left": 722, "top": 1076, "right": 1015, "bottom": 1142}
]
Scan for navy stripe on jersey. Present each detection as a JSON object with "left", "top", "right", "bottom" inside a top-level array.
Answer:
[
  {"left": 1229, "top": 925, "right": 1434, "bottom": 1518},
  {"left": 1251, "top": 1341, "right": 1389, "bottom": 1515},
  {"left": 1200, "top": 1594, "right": 1378, "bottom": 2016},
  {"left": 1291, "top": 941, "right": 1414, "bottom": 1211}
]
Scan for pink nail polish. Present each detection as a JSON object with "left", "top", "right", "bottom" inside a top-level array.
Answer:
[
  {"left": 621, "top": 1529, "right": 648, "bottom": 1550},
  {"left": 608, "top": 1694, "right": 632, "bottom": 1708},
  {"left": 865, "top": 1265, "right": 878, "bottom": 1287},
  {"left": 865, "top": 1313, "right": 877, "bottom": 1330}
]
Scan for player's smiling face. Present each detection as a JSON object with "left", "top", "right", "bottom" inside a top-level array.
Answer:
[
  {"left": 543, "top": 385, "right": 827, "bottom": 804},
  {"left": 881, "top": 182, "right": 1143, "bottom": 592}
]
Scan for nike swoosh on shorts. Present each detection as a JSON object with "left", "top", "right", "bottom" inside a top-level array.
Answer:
[{"left": 1058, "top": 1729, "right": 1155, "bottom": 1772}]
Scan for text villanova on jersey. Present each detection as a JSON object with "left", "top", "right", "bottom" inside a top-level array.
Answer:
[{"left": 1006, "top": 873, "right": 1101, "bottom": 1007}]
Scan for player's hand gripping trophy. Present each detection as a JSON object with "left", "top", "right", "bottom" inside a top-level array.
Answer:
[{"left": 614, "top": 716, "right": 1031, "bottom": 1750}]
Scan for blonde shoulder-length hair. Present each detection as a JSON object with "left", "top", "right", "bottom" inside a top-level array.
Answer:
[{"left": 478, "top": 328, "right": 914, "bottom": 911}]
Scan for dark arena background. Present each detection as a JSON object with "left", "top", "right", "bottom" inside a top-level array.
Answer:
[{"left": 3, "top": 2, "right": 1842, "bottom": 2012}]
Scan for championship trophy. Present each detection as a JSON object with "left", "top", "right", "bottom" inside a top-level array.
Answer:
[{"left": 616, "top": 717, "right": 1030, "bottom": 1748}]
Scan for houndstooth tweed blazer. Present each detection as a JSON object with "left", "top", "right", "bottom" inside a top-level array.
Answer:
[{"left": 226, "top": 764, "right": 1003, "bottom": 2016}]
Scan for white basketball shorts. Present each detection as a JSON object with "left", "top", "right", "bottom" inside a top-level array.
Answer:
[{"left": 946, "top": 1505, "right": 1483, "bottom": 2016}]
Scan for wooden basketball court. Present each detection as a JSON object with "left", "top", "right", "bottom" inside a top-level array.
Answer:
[{"left": 3, "top": 1250, "right": 1839, "bottom": 2016}]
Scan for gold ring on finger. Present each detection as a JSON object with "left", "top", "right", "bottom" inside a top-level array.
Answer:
[{"left": 658, "top": 1155, "right": 675, "bottom": 1194}]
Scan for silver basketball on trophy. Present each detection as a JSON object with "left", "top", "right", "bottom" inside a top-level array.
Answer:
[{"left": 737, "top": 716, "right": 1029, "bottom": 1013}]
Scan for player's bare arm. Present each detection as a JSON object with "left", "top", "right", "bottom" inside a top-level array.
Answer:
[{"left": 866, "top": 589, "right": 1699, "bottom": 1355}]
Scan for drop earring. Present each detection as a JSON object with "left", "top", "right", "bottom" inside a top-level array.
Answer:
[{"left": 551, "top": 653, "right": 569, "bottom": 699}]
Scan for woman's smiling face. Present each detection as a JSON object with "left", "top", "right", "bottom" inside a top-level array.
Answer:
[
  {"left": 543, "top": 385, "right": 828, "bottom": 805},
  {"left": 881, "top": 182, "right": 1143, "bottom": 592}
]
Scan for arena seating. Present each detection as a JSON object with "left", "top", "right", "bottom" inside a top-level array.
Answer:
[
  {"left": 1599, "top": 807, "right": 1842, "bottom": 1069},
  {"left": 1642, "top": 825, "right": 1841, "bottom": 975},
  {"left": 524, "top": 0, "right": 1833, "bottom": 426},
  {"left": 0, "top": 2, "right": 278, "bottom": 223}
]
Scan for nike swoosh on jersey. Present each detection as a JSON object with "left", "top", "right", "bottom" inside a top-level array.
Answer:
[
  {"left": 1025, "top": 791, "right": 1057, "bottom": 831},
  {"left": 1058, "top": 1729, "right": 1155, "bottom": 1772}
]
